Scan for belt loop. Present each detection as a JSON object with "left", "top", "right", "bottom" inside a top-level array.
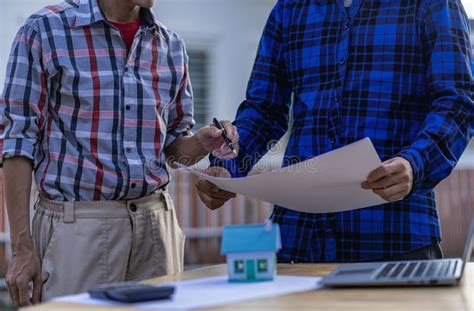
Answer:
[
  {"left": 162, "top": 191, "right": 171, "bottom": 211},
  {"left": 63, "top": 201, "right": 75, "bottom": 223},
  {"left": 33, "top": 194, "right": 41, "bottom": 211}
]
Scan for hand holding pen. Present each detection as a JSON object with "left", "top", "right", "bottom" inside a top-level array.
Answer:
[
  {"left": 211, "top": 118, "right": 239, "bottom": 160},
  {"left": 194, "top": 119, "right": 239, "bottom": 160},
  {"left": 212, "top": 118, "right": 238, "bottom": 155}
]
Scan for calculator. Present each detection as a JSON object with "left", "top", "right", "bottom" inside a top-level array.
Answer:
[{"left": 88, "top": 282, "right": 175, "bottom": 303}]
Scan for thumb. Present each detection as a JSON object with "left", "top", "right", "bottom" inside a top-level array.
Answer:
[{"left": 206, "top": 167, "right": 219, "bottom": 177}]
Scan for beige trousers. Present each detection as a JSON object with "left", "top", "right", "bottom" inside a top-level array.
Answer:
[{"left": 31, "top": 190, "right": 185, "bottom": 301}]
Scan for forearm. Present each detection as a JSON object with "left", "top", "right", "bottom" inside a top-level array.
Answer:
[
  {"left": 165, "top": 135, "right": 208, "bottom": 168},
  {"left": 3, "top": 157, "right": 34, "bottom": 252}
]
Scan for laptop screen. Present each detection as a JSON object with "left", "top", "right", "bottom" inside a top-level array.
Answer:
[{"left": 461, "top": 219, "right": 474, "bottom": 273}]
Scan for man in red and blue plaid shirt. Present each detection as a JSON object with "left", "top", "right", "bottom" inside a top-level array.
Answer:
[
  {"left": 0, "top": 0, "right": 238, "bottom": 306},
  {"left": 198, "top": 0, "right": 474, "bottom": 264}
]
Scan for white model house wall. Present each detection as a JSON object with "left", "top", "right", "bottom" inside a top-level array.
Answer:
[{"left": 226, "top": 251, "right": 276, "bottom": 281}]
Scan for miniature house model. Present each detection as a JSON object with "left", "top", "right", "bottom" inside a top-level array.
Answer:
[{"left": 221, "top": 222, "right": 282, "bottom": 282}]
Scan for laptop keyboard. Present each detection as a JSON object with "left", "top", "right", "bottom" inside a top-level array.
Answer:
[{"left": 375, "top": 260, "right": 457, "bottom": 280}]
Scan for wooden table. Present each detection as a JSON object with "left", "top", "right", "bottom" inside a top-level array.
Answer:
[{"left": 27, "top": 263, "right": 474, "bottom": 311}]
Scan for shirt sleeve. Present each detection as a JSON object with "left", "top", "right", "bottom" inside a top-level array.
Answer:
[
  {"left": 164, "top": 39, "right": 195, "bottom": 149},
  {"left": 1, "top": 23, "right": 47, "bottom": 161},
  {"left": 398, "top": 0, "right": 474, "bottom": 192},
  {"left": 210, "top": 0, "right": 292, "bottom": 177}
]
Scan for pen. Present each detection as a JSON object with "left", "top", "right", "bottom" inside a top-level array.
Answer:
[{"left": 212, "top": 118, "right": 237, "bottom": 155}]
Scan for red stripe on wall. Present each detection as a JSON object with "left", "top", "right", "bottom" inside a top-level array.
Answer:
[{"left": 84, "top": 27, "right": 105, "bottom": 200}]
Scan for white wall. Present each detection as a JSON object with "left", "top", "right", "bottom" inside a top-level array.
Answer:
[
  {"left": 0, "top": 0, "right": 277, "bottom": 119},
  {"left": 462, "top": 0, "right": 474, "bottom": 19},
  {"left": 0, "top": 0, "right": 472, "bottom": 168},
  {"left": 0, "top": 0, "right": 54, "bottom": 91},
  {"left": 154, "top": 0, "right": 277, "bottom": 121}
]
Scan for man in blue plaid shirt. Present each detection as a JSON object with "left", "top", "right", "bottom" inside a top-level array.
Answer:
[{"left": 197, "top": 0, "right": 474, "bottom": 262}]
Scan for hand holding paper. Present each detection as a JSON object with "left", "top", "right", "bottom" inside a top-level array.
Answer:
[
  {"left": 362, "top": 157, "right": 414, "bottom": 201},
  {"left": 181, "top": 138, "right": 389, "bottom": 214},
  {"left": 196, "top": 166, "right": 236, "bottom": 210}
]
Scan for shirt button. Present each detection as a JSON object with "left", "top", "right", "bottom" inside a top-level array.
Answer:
[
  {"left": 126, "top": 147, "right": 132, "bottom": 153},
  {"left": 345, "top": 24, "right": 350, "bottom": 30},
  {"left": 335, "top": 97, "right": 340, "bottom": 102},
  {"left": 330, "top": 139, "right": 336, "bottom": 145},
  {"left": 131, "top": 183, "right": 137, "bottom": 189},
  {"left": 339, "top": 59, "right": 346, "bottom": 65},
  {"left": 129, "top": 203, "right": 137, "bottom": 212},
  {"left": 126, "top": 105, "right": 131, "bottom": 111}
]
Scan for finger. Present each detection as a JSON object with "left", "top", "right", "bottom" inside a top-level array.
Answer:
[
  {"left": 220, "top": 143, "right": 231, "bottom": 154},
  {"left": 205, "top": 140, "right": 225, "bottom": 153},
  {"left": 367, "top": 161, "right": 403, "bottom": 183},
  {"left": 204, "top": 189, "right": 236, "bottom": 200},
  {"left": 387, "top": 191, "right": 406, "bottom": 202},
  {"left": 366, "top": 173, "right": 405, "bottom": 190},
  {"left": 5, "top": 275, "right": 11, "bottom": 294},
  {"left": 210, "top": 144, "right": 231, "bottom": 157},
  {"left": 209, "top": 198, "right": 227, "bottom": 210},
  {"left": 212, "top": 149, "right": 235, "bottom": 159},
  {"left": 196, "top": 181, "right": 235, "bottom": 199},
  {"left": 373, "top": 183, "right": 407, "bottom": 200},
  {"left": 18, "top": 282, "right": 31, "bottom": 307},
  {"left": 197, "top": 190, "right": 213, "bottom": 206},
  {"left": 8, "top": 283, "right": 20, "bottom": 307},
  {"left": 197, "top": 191, "right": 227, "bottom": 210},
  {"left": 221, "top": 122, "right": 233, "bottom": 135},
  {"left": 205, "top": 167, "right": 230, "bottom": 178},
  {"left": 222, "top": 122, "right": 238, "bottom": 142},
  {"left": 197, "top": 178, "right": 235, "bottom": 197},
  {"left": 361, "top": 181, "right": 370, "bottom": 189},
  {"left": 206, "top": 126, "right": 223, "bottom": 138},
  {"left": 212, "top": 144, "right": 234, "bottom": 157},
  {"left": 218, "top": 152, "right": 238, "bottom": 160},
  {"left": 231, "top": 128, "right": 239, "bottom": 143},
  {"left": 32, "top": 273, "right": 42, "bottom": 304},
  {"left": 196, "top": 180, "right": 220, "bottom": 194},
  {"left": 212, "top": 149, "right": 226, "bottom": 158}
]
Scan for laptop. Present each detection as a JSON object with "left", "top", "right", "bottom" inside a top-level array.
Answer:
[{"left": 322, "top": 219, "right": 474, "bottom": 287}]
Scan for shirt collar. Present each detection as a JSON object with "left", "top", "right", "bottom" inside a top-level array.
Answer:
[{"left": 73, "top": 0, "right": 158, "bottom": 29}]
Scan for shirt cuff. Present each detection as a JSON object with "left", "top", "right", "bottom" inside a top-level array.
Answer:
[
  {"left": 2, "top": 138, "right": 36, "bottom": 161},
  {"left": 397, "top": 148, "right": 425, "bottom": 189},
  {"left": 164, "top": 129, "right": 192, "bottom": 149},
  {"left": 209, "top": 153, "right": 241, "bottom": 178}
]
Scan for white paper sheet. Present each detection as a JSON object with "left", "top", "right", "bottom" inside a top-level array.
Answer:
[
  {"left": 177, "top": 138, "right": 387, "bottom": 213},
  {"left": 54, "top": 275, "right": 322, "bottom": 310}
]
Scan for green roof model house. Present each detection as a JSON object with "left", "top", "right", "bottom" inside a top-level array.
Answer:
[{"left": 221, "top": 222, "right": 282, "bottom": 282}]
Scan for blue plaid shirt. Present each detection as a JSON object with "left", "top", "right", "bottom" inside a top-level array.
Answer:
[{"left": 212, "top": 0, "right": 474, "bottom": 262}]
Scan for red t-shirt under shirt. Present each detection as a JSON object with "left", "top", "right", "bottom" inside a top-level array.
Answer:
[{"left": 110, "top": 16, "right": 141, "bottom": 51}]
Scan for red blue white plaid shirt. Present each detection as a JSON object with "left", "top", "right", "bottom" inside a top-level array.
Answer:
[
  {"left": 211, "top": 0, "right": 474, "bottom": 262},
  {"left": 0, "top": 0, "right": 194, "bottom": 201}
]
